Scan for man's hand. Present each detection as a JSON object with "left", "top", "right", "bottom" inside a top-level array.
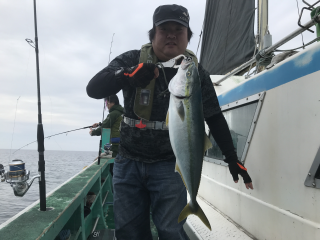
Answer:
[
  {"left": 228, "top": 160, "right": 253, "bottom": 190},
  {"left": 115, "top": 63, "right": 159, "bottom": 88},
  {"left": 91, "top": 123, "right": 99, "bottom": 128},
  {"left": 89, "top": 127, "right": 93, "bottom": 136}
]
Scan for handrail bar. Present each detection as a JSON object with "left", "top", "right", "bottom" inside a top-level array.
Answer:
[{"left": 215, "top": 15, "right": 320, "bottom": 85}]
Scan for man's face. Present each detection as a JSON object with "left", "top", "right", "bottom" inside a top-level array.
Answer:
[
  {"left": 152, "top": 21, "right": 188, "bottom": 61},
  {"left": 106, "top": 102, "right": 114, "bottom": 110}
]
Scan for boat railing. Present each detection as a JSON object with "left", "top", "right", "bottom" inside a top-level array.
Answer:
[{"left": 215, "top": 13, "right": 320, "bottom": 85}]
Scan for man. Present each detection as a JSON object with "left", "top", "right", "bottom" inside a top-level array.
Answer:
[
  {"left": 87, "top": 4, "right": 253, "bottom": 240},
  {"left": 90, "top": 95, "right": 124, "bottom": 158}
]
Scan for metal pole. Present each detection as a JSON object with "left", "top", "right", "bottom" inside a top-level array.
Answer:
[
  {"left": 215, "top": 15, "right": 320, "bottom": 85},
  {"left": 33, "top": 0, "right": 46, "bottom": 211},
  {"left": 97, "top": 100, "right": 106, "bottom": 165},
  {"left": 258, "top": 0, "right": 268, "bottom": 50}
]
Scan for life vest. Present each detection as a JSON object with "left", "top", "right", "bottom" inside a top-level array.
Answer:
[{"left": 133, "top": 43, "right": 198, "bottom": 120}]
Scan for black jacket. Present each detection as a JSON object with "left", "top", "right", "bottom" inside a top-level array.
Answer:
[{"left": 87, "top": 50, "right": 237, "bottom": 163}]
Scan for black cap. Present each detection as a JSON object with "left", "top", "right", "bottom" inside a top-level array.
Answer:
[{"left": 153, "top": 4, "right": 190, "bottom": 27}]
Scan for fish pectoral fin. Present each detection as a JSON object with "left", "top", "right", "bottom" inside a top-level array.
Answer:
[
  {"left": 204, "top": 134, "right": 213, "bottom": 152},
  {"left": 178, "top": 201, "right": 212, "bottom": 231},
  {"left": 175, "top": 100, "right": 185, "bottom": 122},
  {"left": 175, "top": 163, "right": 188, "bottom": 191},
  {"left": 166, "top": 111, "right": 169, "bottom": 126}
]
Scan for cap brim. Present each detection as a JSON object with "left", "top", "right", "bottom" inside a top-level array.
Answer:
[{"left": 155, "top": 19, "right": 188, "bottom": 27}]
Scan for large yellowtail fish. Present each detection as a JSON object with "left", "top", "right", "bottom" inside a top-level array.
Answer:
[{"left": 166, "top": 56, "right": 212, "bottom": 230}]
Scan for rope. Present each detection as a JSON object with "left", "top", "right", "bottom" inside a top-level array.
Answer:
[
  {"left": 255, "top": 49, "right": 274, "bottom": 68},
  {"left": 245, "top": 35, "right": 259, "bottom": 78}
]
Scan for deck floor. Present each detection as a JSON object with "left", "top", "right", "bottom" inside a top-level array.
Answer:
[{"left": 184, "top": 196, "right": 256, "bottom": 240}]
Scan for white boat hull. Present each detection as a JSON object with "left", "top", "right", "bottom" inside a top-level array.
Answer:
[{"left": 198, "top": 42, "right": 320, "bottom": 240}]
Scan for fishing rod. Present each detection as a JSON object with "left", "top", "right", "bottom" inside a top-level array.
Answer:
[
  {"left": 32, "top": 0, "right": 47, "bottom": 211},
  {"left": 0, "top": 1, "right": 45, "bottom": 202},
  {"left": 12, "top": 124, "right": 99, "bottom": 155},
  {"left": 1, "top": 122, "right": 101, "bottom": 196},
  {"left": 97, "top": 33, "right": 115, "bottom": 166}
]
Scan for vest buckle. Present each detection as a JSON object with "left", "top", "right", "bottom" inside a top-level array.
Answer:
[
  {"left": 154, "top": 121, "right": 164, "bottom": 130},
  {"left": 135, "top": 119, "right": 147, "bottom": 129}
]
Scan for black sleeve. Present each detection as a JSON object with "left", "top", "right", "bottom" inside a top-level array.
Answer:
[
  {"left": 205, "top": 109, "right": 238, "bottom": 163},
  {"left": 199, "top": 63, "right": 237, "bottom": 163},
  {"left": 198, "top": 64, "right": 222, "bottom": 119},
  {"left": 86, "top": 50, "right": 140, "bottom": 99},
  {"left": 86, "top": 71, "right": 122, "bottom": 99}
]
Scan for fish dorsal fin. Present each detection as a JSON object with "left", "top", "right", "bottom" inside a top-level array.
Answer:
[
  {"left": 175, "top": 100, "right": 185, "bottom": 122},
  {"left": 175, "top": 163, "right": 188, "bottom": 191},
  {"left": 166, "top": 111, "right": 169, "bottom": 126},
  {"left": 204, "top": 134, "right": 213, "bottom": 153}
]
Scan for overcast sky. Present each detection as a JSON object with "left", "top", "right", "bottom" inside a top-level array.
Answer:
[{"left": 0, "top": 0, "right": 318, "bottom": 156}]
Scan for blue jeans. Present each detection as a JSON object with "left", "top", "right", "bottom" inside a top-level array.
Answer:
[{"left": 113, "top": 154, "right": 189, "bottom": 240}]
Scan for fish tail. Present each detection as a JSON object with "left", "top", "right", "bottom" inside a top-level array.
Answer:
[
  {"left": 195, "top": 202, "right": 211, "bottom": 231},
  {"left": 178, "top": 201, "right": 212, "bottom": 231}
]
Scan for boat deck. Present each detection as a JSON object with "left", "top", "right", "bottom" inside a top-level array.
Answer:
[
  {"left": 0, "top": 155, "right": 258, "bottom": 240},
  {"left": 0, "top": 157, "right": 114, "bottom": 240},
  {"left": 184, "top": 196, "right": 256, "bottom": 240}
]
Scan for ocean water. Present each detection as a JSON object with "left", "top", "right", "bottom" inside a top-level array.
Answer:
[{"left": 0, "top": 149, "right": 98, "bottom": 225}]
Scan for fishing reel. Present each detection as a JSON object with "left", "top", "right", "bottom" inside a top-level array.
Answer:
[
  {"left": 0, "top": 159, "right": 40, "bottom": 197},
  {"left": 104, "top": 143, "right": 112, "bottom": 155}
]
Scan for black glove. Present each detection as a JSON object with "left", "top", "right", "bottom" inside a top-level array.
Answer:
[
  {"left": 115, "top": 63, "right": 156, "bottom": 88},
  {"left": 227, "top": 159, "right": 252, "bottom": 184}
]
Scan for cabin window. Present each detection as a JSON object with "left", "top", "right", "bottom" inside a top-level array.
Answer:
[{"left": 205, "top": 92, "right": 265, "bottom": 165}]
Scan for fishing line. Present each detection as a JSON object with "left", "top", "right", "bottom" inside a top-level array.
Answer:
[
  {"left": 196, "top": 21, "right": 204, "bottom": 58},
  {"left": 9, "top": 96, "right": 21, "bottom": 162},
  {"left": 50, "top": 136, "right": 63, "bottom": 151},
  {"left": 97, "top": 34, "right": 116, "bottom": 165},
  {"left": 38, "top": 39, "right": 63, "bottom": 152},
  {"left": 8, "top": 40, "right": 33, "bottom": 162},
  {"left": 196, "top": 0, "right": 211, "bottom": 58},
  {"left": 12, "top": 125, "right": 95, "bottom": 154},
  {"left": 46, "top": 94, "right": 62, "bottom": 151},
  {"left": 48, "top": 96, "right": 63, "bottom": 150},
  {"left": 196, "top": 30, "right": 203, "bottom": 58},
  {"left": 21, "top": 44, "right": 32, "bottom": 97},
  {"left": 108, "top": 33, "right": 115, "bottom": 64},
  {"left": 157, "top": 62, "right": 170, "bottom": 98}
]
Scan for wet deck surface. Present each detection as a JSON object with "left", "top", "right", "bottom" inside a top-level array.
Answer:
[{"left": 184, "top": 196, "right": 256, "bottom": 240}]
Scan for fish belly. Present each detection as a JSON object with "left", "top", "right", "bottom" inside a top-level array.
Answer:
[{"left": 168, "top": 91, "right": 205, "bottom": 201}]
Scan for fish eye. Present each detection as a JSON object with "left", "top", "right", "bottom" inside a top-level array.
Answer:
[{"left": 187, "top": 72, "right": 191, "bottom": 76}]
